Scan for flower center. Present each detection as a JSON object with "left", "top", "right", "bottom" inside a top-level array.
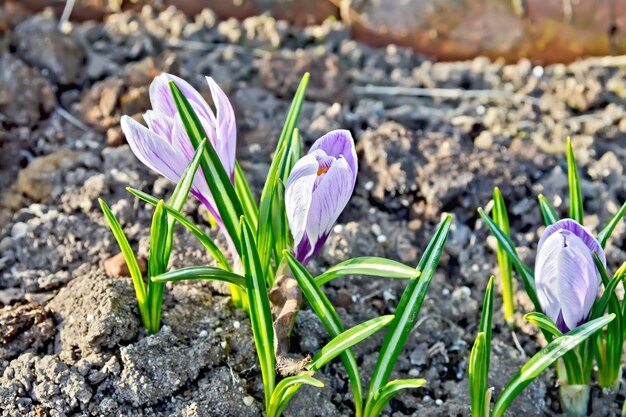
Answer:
[{"left": 317, "top": 166, "right": 329, "bottom": 176}]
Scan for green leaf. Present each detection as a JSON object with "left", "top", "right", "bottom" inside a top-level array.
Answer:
[
  {"left": 169, "top": 80, "right": 244, "bottom": 254},
  {"left": 597, "top": 201, "right": 626, "bottom": 248},
  {"left": 99, "top": 198, "right": 150, "bottom": 327},
  {"left": 567, "top": 137, "right": 584, "bottom": 224},
  {"left": 368, "top": 379, "right": 427, "bottom": 417},
  {"left": 235, "top": 161, "right": 259, "bottom": 230},
  {"left": 365, "top": 215, "right": 452, "bottom": 415},
  {"left": 590, "top": 270, "right": 623, "bottom": 321},
  {"left": 164, "top": 138, "right": 207, "bottom": 258},
  {"left": 267, "top": 374, "right": 324, "bottom": 417},
  {"left": 315, "top": 257, "right": 420, "bottom": 286},
  {"left": 479, "top": 277, "right": 494, "bottom": 369},
  {"left": 537, "top": 194, "right": 559, "bottom": 226},
  {"left": 257, "top": 73, "right": 309, "bottom": 276},
  {"left": 285, "top": 251, "right": 364, "bottom": 417},
  {"left": 469, "top": 333, "right": 488, "bottom": 417},
  {"left": 477, "top": 208, "right": 541, "bottom": 311},
  {"left": 491, "top": 314, "right": 615, "bottom": 417},
  {"left": 271, "top": 180, "right": 289, "bottom": 263},
  {"left": 524, "top": 312, "right": 563, "bottom": 338},
  {"left": 151, "top": 266, "right": 246, "bottom": 288},
  {"left": 492, "top": 188, "right": 515, "bottom": 326},
  {"left": 308, "top": 315, "right": 395, "bottom": 373},
  {"left": 127, "top": 187, "right": 230, "bottom": 271},
  {"left": 147, "top": 200, "right": 168, "bottom": 333},
  {"left": 240, "top": 217, "right": 275, "bottom": 406}
]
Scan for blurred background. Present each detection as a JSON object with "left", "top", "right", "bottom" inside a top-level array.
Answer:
[{"left": 5, "top": 0, "right": 626, "bottom": 63}]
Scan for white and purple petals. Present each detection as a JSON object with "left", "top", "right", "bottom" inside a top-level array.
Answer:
[
  {"left": 535, "top": 219, "right": 605, "bottom": 332},
  {"left": 120, "top": 73, "right": 236, "bottom": 225},
  {"left": 285, "top": 130, "right": 358, "bottom": 265}
]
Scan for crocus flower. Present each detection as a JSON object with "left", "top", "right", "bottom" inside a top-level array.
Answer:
[
  {"left": 535, "top": 219, "right": 605, "bottom": 332},
  {"left": 120, "top": 73, "right": 236, "bottom": 230},
  {"left": 285, "top": 130, "right": 358, "bottom": 265}
]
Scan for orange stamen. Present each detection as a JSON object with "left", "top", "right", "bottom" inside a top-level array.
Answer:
[{"left": 317, "top": 166, "right": 329, "bottom": 176}]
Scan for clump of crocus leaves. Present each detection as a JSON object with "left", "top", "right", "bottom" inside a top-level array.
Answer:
[
  {"left": 100, "top": 72, "right": 456, "bottom": 417},
  {"left": 476, "top": 138, "right": 625, "bottom": 416}
]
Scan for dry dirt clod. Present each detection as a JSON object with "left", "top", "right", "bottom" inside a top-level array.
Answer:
[{"left": 0, "top": 302, "right": 56, "bottom": 360}]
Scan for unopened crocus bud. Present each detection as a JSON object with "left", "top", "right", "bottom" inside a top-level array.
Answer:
[
  {"left": 285, "top": 130, "right": 358, "bottom": 265},
  {"left": 535, "top": 219, "right": 605, "bottom": 332},
  {"left": 120, "top": 73, "right": 236, "bottom": 229}
]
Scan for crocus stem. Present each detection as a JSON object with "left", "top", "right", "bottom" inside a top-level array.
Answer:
[{"left": 559, "top": 384, "right": 590, "bottom": 417}]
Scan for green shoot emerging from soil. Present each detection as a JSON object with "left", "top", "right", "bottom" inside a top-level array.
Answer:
[{"left": 478, "top": 137, "right": 626, "bottom": 415}]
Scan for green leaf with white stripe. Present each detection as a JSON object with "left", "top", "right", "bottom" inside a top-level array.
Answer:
[
  {"left": 491, "top": 314, "right": 615, "bottom": 417},
  {"left": 315, "top": 257, "right": 419, "bottom": 286}
]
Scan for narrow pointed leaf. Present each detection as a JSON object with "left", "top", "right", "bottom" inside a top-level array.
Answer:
[
  {"left": 365, "top": 215, "right": 452, "bottom": 412},
  {"left": 597, "top": 201, "right": 626, "bottom": 248},
  {"left": 537, "top": 194, "right": 559, "bottom": 226},
  {"left": 127, "top": 187, "right": 230, "bottom": 271},
  {"left": 240, "top": 217, "right": 275, "bottom": 405},
  {"left": 524, "top": 312, "right": 563, "bottom": 338},
  {"left": 368, "top": 379, "right": 427, "bottom": 417},
  {"left": 315, "top": 257, "right": 420, "bottom": 286},
  {"left": 164, "top": 138, "right": 207, "bottom": 258},
  {"left": 267, "top": 375, "right": 324, "bottom": 417},
  {"left": 151, "top": 266, "right": 246, "bottom": 288},
  {"left": 235, "top": 161, "right": 258, "bottom": 230},
  {"left": 477, "top": 208, "right": 541, "bottom": 311},
  {"left": 257, "top": 73, "right": 309, "bottom": 275},
  {"left": 469, "top": 333, "right": 488, "bottom": 417},
  {"left": 479, "top": 277, "right": 494, "bottom": 368},
  {"left": 99, "top": 198, "right": 150, "bottom": 326},
  {"left": 567, "top": 138, "right": 584, "bottom": 224},
  {"left": 491, "top": 314, "right": 615, "bottom": 417},
  {"left": 169, "top": 80, "right": 244, "bottom": 253},
  {"left": 492, "top": 189, "right": 515, "bottom": 326},
  {"left": 285, "top": 251, "right": 364, "bottom": 417},
  {"left": 147, "top": 200, "right": 168, "bottom": 333},
  {"left": 308, "top": 315, "right": 395, "bottom": 372}
]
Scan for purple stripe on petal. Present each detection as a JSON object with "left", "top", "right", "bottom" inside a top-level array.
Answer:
[
  {"left": 557, "top": 233, "right": 599, "bottom": 331},
  {"left": 144, "top": 110, "right": 174, "bottom": 141},
  {"left": 120, "top": 115, "right": 188, "bottom": 183},
  {"left": 285, "top": 154, "right": 319, "bottom": 247},
  {"left": 304, "top": 157, "right": 354, "bottom": 257},
  {"left": 538, "top": 219, "right": 606, "bottom": 265},
  {"left": 207, "top": 77, "right": 237, "bottom": 179},
  {"left": 309, "top": 130, "right": 358, "bottom": 185}
]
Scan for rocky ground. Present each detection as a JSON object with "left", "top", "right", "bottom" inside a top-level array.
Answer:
[{"left": 2, "top": 5, "right": 626, "bottom": 417}]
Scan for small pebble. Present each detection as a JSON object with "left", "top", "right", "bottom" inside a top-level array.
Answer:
[
  {"left": 435, "top": 399, "right": 443, "bottom": 406},
  {"left": 220, "top": 341, "right": 228, "bottom": 349},
  {"left": 243, "top": 396, "right": 255, "bottom": 406},
  {"left": 376, "top": 234, "right": 387, "bottom": 243},
  {"left": 364, "top": 180, "right": 375, "bottom": 191},
  {"left": 233, "top": 321, "right": 241, "bottom": 329},
  {"left": 11, "top": 222, "right": 29, "bottom": 239},
  {"left": 199, "top": 330, "right": 208, "bottom": 338},
  {"left": 442, "top": 288, "right": 450, "bottom": 296}
]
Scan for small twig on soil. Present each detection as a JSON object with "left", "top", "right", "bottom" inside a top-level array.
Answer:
[
  {"left": 510, "top": 329, "right": 527, "bottom": 359},
  {"left": 58, "top": 0, "right": 76, "bottom": 31},
  {"left": 353, "top": 85, "right": 542, "bottom": 106},
  {"left": 56, "top": 107, "right": 90, "bottom": 132}
]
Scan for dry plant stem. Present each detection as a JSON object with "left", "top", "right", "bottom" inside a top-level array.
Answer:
[
  {"left": 269, "top": 271, "right": 302, "bottom": 358},
  {"left": 353, "top": 85, "right": 541, "bottom": 106}
]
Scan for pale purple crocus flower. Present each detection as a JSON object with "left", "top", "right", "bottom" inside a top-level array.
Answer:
[
  {"left": 535, "top": 219, "right": 605, "bottom": 333},
  {"left": 285, "top": 130, "right": 358, "bottom": 265},
  {"left": 120, "top": 73, "right": 236, "bottom": 237}
]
